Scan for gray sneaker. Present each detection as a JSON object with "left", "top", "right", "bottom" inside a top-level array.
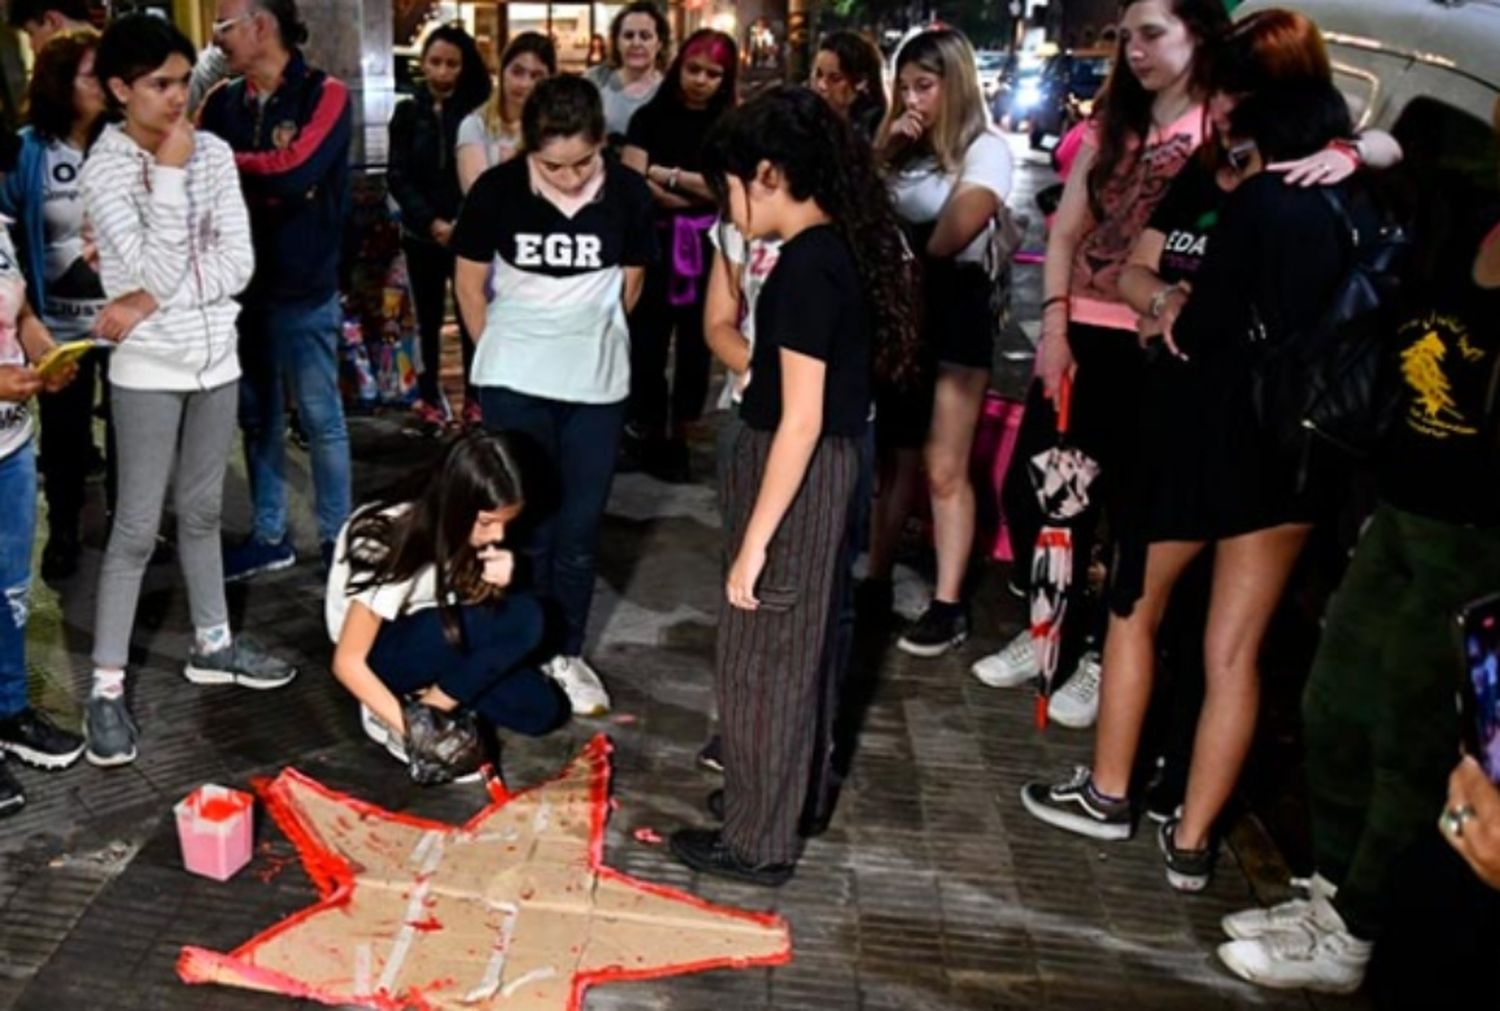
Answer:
[
  {"left": 84, "top": 695, "right": 139, "bottom": 767},
  {"left": 184, "top": 636, "right": 297, "bottom": 690}
]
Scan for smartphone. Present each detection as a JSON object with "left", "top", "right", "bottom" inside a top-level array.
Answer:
[{"left": 1458, "top": 592, "right": 1500, "bottom": 783}]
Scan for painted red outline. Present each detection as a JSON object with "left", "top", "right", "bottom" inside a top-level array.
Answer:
[{"left": 178, "top": 733, "right": 793, "bottom": 1008}]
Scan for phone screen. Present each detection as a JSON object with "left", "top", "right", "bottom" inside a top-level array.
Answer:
[{"left": 1460, "top": 593, "right": 1500, "bottom": 783}]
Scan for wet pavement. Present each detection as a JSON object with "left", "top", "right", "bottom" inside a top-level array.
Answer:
[{"left": 0, "top": 139, "right": 1368, "bottom": 1009}]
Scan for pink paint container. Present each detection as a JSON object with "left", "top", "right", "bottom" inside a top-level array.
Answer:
[{"left": 176, "top": 785, "right": 254, "bottom": 882}]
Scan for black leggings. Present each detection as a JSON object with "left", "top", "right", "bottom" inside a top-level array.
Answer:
[
  {"left": 626, "top": 228, "right": 712, "bottom": 436},
  {"left": 403, "top": 238, "right": 474, "bottom": 407},
  {"left": 38, "top": 348, "right": 114, "bottom": 538},
  {"left": 1001, "top": 323, "right": 1144, "bottom": 673}
]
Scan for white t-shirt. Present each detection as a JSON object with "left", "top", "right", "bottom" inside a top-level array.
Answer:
[
  {"left": 709, "top": 221, "right": 782, "bottom": 407},
  {"left": 40, "top": 138, "right": 106, "bottom": 338},
  {"left": 0, "top": 227, "right": 33, "bottom": 460},
  {"left": 325, "top": 504, "right": 443, "bottom": 643},
  {"left": 456, "top": 110, "right": 522, "bottom": 174},
  {"left": 888, "top": 130, "right": 1013, "bottom": 265}
]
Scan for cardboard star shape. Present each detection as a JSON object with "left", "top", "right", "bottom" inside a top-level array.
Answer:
[{"left": 177, "top": 735, "right": 791, "bottom": 1009}]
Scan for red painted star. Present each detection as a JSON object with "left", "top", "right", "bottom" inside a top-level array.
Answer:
[{"left": 178, "top": 735, "right": 791, "bottom": 1009}]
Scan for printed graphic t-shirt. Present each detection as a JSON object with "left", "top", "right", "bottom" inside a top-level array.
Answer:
[
  {"left": 40, "top": 138, "right": 106, "bottom": 338},
  {"left": 1070, "top": 106, "right": 1205, "bottom": 332},
  {"left": 1147, "top": 155, "right": 1226, "bottom": 286},
  {"left": 0, "top": 226, "right": 33, "bottom": 460},
  {"left": 1381, "top": 210, "right": 1500, "bottom": 527},
  {"left": 709, "top": 220, "right": 782, "bottom": 406},
  {"left": 450, "top": 156, "right": 657, "bottom": 404},
  {"left": 740, "top": 224, "right": 872, "bottom": 438}
]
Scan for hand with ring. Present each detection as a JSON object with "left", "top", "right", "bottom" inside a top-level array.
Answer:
[{"left": 1440, "top": 756, "right": 1500, "bottom": 890}]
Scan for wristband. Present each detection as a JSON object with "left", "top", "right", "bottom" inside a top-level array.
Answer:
[
  {"left": 1329, "top": 138, "right": 1363, "bottom": 170},
  {"left": 1041, "top": 294, "right": 1069, "bottom": 313}
]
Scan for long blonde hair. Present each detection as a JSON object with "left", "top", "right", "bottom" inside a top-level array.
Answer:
[
  {"left": 879, "top": 29, "right": 989, "bottom": 173},
  {"left": 481, "top": 32, "right": 557, "bottom": 138}
]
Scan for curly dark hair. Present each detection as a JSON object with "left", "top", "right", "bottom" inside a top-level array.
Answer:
[
  {"left": 703, "top": 86, "right": 919, "bottom": 387},
  {"left": 1087, "top": 0, "right": 1228, "bottom": 218},
  {"left": 344, "top": 429, "right": 526, "bottom": 649},
  {"left": 24, "top": 27, "right": 98, "bottom": 142}
]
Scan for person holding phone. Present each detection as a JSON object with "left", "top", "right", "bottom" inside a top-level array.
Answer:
[{"left": 1216, "top": 104, "right": 1500, "bottom": 993}]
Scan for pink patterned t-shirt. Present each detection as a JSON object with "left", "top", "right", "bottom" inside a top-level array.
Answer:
[{"left": 1068, "top": 106, "right": 1206, "bottom": 332}]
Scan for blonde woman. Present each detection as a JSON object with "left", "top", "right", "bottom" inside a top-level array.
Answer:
[
  {"left": 865, "top": 28, "right": 1013, "bottom": 657},
  {"left": 455, "top": 32, "right": 555, "bottom": 194}
]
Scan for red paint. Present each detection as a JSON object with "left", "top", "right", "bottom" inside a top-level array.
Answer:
[
  {"left": 407, "top": 916, "right": 442, "bottom": 933},
  {"left": 197, "top": 797, "right": 246, "bottom": 822},
  {"left": 632, "top": 827, "right": 664, "bottom": 846}
]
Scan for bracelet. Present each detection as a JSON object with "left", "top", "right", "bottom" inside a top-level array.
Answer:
[
  {"left": 1040, "top": 294, "right": 1069, "bottom": 313},
  {"left": 1147, "top": 284, "right": 1180, "bottom": 320}
]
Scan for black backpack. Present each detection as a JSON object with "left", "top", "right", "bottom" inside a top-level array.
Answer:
[{"left": 1246, "top": 187, "right": 1408, "bottom": 473}]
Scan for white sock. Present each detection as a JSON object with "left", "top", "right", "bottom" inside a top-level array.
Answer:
[
  {"left": 92, "top": 668, "right": 125, "bottom": 700},
  {"left": 195, "top": 623, "right": 232, "bottom": 655}
]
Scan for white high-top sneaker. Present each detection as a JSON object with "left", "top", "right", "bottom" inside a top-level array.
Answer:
[
  {"left": 1221, "top": 874, "right": 1337, "bottom": 940},
  {"left": 545, "top": 656, "right": 612, "bottom": 716},
  {"left": 1217, "top": 893, "right": 1372, "bottom": 994},
  {"left": 970, "top": 629, "right": 1038, "bottom": 688}
]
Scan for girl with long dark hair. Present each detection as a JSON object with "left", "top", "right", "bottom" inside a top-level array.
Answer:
[
  {"left": 972, "top": 0, "right": 1230, "bottom": 719},
  {"left": 621, "top": 28, "right": 739, "bottom": 480},
  {"left": 328, "top": 430, "right": 567, "bottom": 783},
  {"left": 1023, "top": 15, "right": 1386, "bottom": 894},
  {"left": 864, "top": 28, "right": 1014, "bottom": 658},
  {"left": 670, "top": 87, "right": 916, "bottom": 885},
  {"left": 387, "top": 23, "right": 491, "bottom": 433},
  {"left": 583, "top": 0, "right": 670, "bottom": 146},
  {"left": 456, "top": 32, "right": 555, "bottom": 193},
  {"left": 451, "top": 76, "right": 657, "bottom": 719},
  {"left": 811, "top": 30, "right": 887, "bottom": 144},
  {"left": 0, "top": 28, "right": 108, "bottom": 582}
]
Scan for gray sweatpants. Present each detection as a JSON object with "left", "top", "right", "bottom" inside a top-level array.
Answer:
[{"left": 92, "top": 382, "right": 237, "bottom": 669}]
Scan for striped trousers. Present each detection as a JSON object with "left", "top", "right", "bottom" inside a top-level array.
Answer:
[{"left": 718, "top": 426, "right": 860, "bottom": 866}]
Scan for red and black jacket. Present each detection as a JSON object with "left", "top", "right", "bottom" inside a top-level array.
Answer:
[{"left": 199, "top": 50, "right": 351, "bottom": 306}]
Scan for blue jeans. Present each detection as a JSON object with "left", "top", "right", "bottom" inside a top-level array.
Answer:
[
  {"left": 478, "top": 387, "right": 625, "bottom": 657},
  {"left": 0, "top": 440, "right": 36, "bottom": 718},
  {"left": 367, "top": 595, "right": 567, "bottom": 735},
  {"left": 238, "top": 295, "right": 351, "bottom": 547}
]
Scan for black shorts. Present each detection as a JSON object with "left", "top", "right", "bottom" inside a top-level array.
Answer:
[{"left": 925, "top": 260, "right": 996, "bottom": 370}]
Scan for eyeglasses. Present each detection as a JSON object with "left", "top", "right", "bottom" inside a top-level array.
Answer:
[{"left": 211, "top": 12, "right": 254, "bottom": 36}]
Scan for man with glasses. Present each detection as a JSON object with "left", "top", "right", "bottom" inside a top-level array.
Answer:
[{"left": 199, "top": 0, "right": 352, "bottom": 580}]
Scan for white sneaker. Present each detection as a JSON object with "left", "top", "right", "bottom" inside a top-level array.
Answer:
[
  {"left": 971, "top": 630, "right": 1038, "bottom": 688},
  {"left": 1217, "top": 896, "right": 1371, "bottom": 994},
  {"left": 359, "top": 703, "right": 407, "bottom": 764},
  {"left": 1222, "top": 874, "right": 1337, "bottom": 940},
  {"left": 1047, "top": 652, "right": 1102, "bottom": 728},
  {"left": 545, "top": 656, "right": 611, "bottom": 717}
]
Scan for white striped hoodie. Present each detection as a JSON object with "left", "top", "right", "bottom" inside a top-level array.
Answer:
[{"left": 80, "top": 122, "right": 254, "bottom": 392}]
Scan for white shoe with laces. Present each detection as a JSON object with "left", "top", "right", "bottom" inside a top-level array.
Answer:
[
  {"left": 1222, "top": 874, "right": 1338, "bottom": 940},
  {"left": 1217, "top": 894, "right": 1371, "bottom": 994},
  {"left": 970, "top": 630, "right": 1038, "bottom": 688},
  {"left": 1048, "top": 652, "right": 1102, "bottom": 728},
  {"left": 545, "top": 656, "right": 612, "bottom": 716}
]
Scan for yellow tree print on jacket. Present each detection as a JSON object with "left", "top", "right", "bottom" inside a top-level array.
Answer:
[{"left": 1401, "top": 330, "right": 1461, "bottom": 423}]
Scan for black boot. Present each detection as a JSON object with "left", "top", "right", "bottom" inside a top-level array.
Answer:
[{"left": 669, "top": 828, "right": 795, "bottom": 887}]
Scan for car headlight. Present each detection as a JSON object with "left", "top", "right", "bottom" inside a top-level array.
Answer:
[{"left": 1014, "top": 86, "right": 1041, "bottom": 111}]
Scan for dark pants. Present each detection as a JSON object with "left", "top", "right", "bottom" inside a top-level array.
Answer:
[
  {"left": 1369, "top": 834, "right": 1500, "bottom": 1008},
  {"left": 478, "top": 386, "right": 625, "bottom": 657},
  {"left": 367, "top": 595, "right": 567, "bottom": 735},
  {"left": 1302, "top": 503, "right": 1500, "bottom": 937},
  {"left": 718, "top": 427, "right": 859, "bottom": 866},
  {"left": 627, "top": 231, "right": 712, "bottom": 436},
  {"left": 403, "top": 238, "right": 475, "bottom": 406},
  {"left": 1001, "top": 324, "right": 1144, "bottom": 674},
  {"left": 38, "top": 349, "right": 111, "bottom": 537}
]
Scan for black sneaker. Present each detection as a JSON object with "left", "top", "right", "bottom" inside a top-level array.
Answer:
[
  {"left": 40, "top": 531, "right": 80, "bottom": 582},
  {"left": 0, "top": 757, "right": 23, "bottom": 817},
  {"left": 896, "top": 601, "right": 970, "bottom": 657},
  {"left": 0, "top": 708, "right": 85, "bottom": 770},
  {"left": 668, "top": 828, "right": 795, "bottom": 887},
  {"left": 1158, "top": 816, "right": 1215, "bottom": 892},
  {"left": 696, "top": 735, "right": 724, "bottom": 774},
  {"left": 1019, "top": 766, "right": 1133, "bottom": 841}
]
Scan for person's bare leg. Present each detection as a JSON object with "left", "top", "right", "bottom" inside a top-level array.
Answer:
[
  {"left": 867, "top": 447, "right": 923, "bottom": 582},
  {"left": 1175, "top": 523, "right": 1311, "bottom": 850},
  {"left": 925, "top": 365, "right": 990, "bottom": 603},
  {"left": 1091, "top": 540, "right": 1204, "bottom": 797}
]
